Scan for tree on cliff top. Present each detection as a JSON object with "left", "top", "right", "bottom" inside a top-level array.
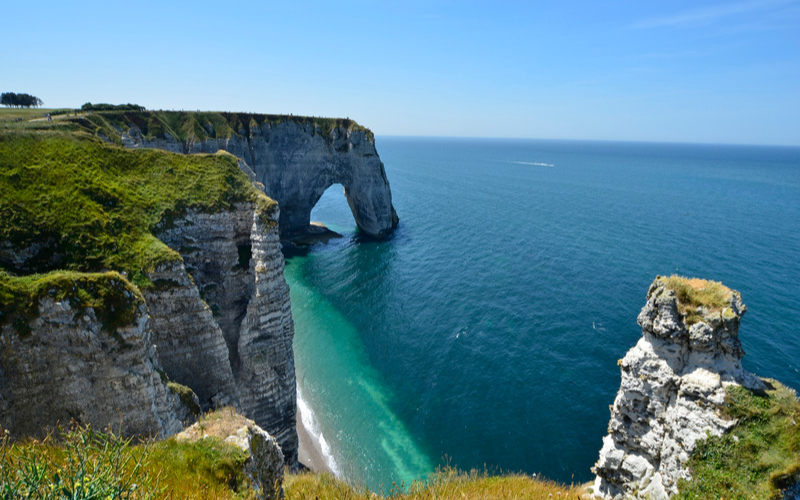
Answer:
[
  {"left": 81, "top": 102, "right": 146, "bottom": 111},
  {"left": 1, "top": 92, "right": 43, "bottom": 108}
]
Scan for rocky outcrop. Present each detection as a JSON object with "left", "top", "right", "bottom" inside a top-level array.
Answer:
[
  {"left": 0, "top": 280, "right": 192, "bottom": 438},
  {"left": 177, "top": 409, "right": 285, "bottom": 500},
  {"left": 593, "top": 277, "right": 765, "bottom": 499},
  {"left": 147, "top": 200, "right": 297, "bottom": 465},
  {"left": 116, "top": 113, "right": 399, "bottom": 239}
]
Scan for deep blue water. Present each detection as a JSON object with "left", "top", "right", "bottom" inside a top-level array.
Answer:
[{"left": 286, "top": 137, "right": 800, "bottom": 491}]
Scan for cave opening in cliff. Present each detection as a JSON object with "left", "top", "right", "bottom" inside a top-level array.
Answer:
[{"left": 309, "top": 183, "right": 356, "bottom": 236}]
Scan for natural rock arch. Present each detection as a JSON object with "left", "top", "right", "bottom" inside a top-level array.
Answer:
[
  {"left": 110, "top": 112, "right": 399, "bottom": 239},
  {"left": 250, "top": 122, "right": 399, "bottom": 239}
]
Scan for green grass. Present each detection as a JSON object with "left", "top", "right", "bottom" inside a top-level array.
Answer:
[
  {"left": 676, "top": 380, "right": 800, "bottom": 500},
  {"left": 1, "top": 419, "right": 589, "bottom": 500},
  {"left": 0, "top": 270, "right": 143, "bottom": 338},
  {"left": 0, "top": 424, "right": 161, "bottom": 500},
  {"left": 0, "top": 129, "right": 275, "bottom": 332},
  {"left": 0, "top": 108, "right": 75, "bottom": 122},
  {"left": 0, "top": 130, "right": 271, "bottom": 277},
  {"left": 284, "top": 467, "right": 589, "bottom": 500},
  {"left": 659, "top": 275, "right": 735, "bottom": 324},
  {"left": 0, "top": 423, "right": 256, "bottom": 500},
  {"left": 72, "top": 110, "right": 374, "bottom": 144},
  {"left": 148, "top": 437, "right": 254, "bottom": 500}
]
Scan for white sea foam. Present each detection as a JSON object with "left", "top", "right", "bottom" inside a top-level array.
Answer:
[{"left": 297, "top": 387, "right": 341, "bottom": 476}]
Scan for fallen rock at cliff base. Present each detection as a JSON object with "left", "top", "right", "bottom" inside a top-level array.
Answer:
[{"left": 177, "top": 408, "right": 284, "bottom": 500}]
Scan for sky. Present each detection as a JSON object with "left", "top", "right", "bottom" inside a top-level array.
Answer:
[{"left": 3, "top": 0, "right": 799, "bottom": 145}]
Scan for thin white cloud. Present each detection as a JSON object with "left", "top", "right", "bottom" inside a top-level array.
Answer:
[{"left": 633, "top": 0, "right": 798, "bottom": 28}]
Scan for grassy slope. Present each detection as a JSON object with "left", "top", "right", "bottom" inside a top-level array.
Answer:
[
  {"left": 0, "top": 128, "right": 274, "bottom": 334},
  {"left": 0, "top": 107, "right": 74, "bottom": 121},
  {"left": 0, "top": 409, "right": 590, "bottom": 500}
]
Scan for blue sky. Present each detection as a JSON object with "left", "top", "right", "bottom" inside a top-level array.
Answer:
[{"left": 3, "top": 0, "right": 799, "bottom": 145}]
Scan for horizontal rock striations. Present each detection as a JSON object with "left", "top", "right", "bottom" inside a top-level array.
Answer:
[
  {"left": 151, "top": 201, "right": 297, "bottom": 465},
  {"left": 593, "top": 276, "right": 765, "bottom": 500},
  {"left": 0, "top": 274, "right": 192, "bottom": 438},
  {"left": 82, "top": 111, "right": 399, "bottom": 239}
]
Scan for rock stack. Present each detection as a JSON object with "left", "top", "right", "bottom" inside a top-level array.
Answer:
[{"left": 593, "top": 276, "right": 764, "bottom": 499}]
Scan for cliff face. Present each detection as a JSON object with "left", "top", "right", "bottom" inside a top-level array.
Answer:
[
  {"left": 150, "top": 202, "right": 297, "bottom": 464},
  {"left": 105, "top": 112, "right": 399, "bottom": 239},
  {"left": 593, "top": 277, "right": 765, "bottom": 500},
  {"left": 0, "top": 275, "right": 191, "bottom": 438},
  {"left": 0, "top": 131, "right": 296, "bottom": 465}
]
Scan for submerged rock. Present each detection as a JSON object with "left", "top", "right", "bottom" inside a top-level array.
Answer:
[{"left": 592, "top": 276, "right": 764, "bottom": 499}]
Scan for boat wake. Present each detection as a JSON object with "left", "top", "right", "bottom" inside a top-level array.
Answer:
[{"left": 503, "top": 160, "right": 555, "bottom": 167}]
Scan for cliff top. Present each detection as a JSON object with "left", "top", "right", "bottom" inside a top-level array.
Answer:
[
  {"left": 70, "top": 110, "right": 374, "bottom": 145},
  {"left": 656, "top": 275, "right": 735, "bottom": 324},
  {"left": 0, "top": 129, "right": 275, "bottom": 334},
  {"left": 0, "top": 108, "right": 374, "bottom": 142},
  {"left": 177, "top": 407, "right": 255, "bottom": 442}
]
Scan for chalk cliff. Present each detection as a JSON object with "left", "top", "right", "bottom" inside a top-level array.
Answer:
[
  {"left": 0, "top": 273, "right": 192, "bottom": 438},
  {"left": 2, "top": 109, "right": 400, "bottom": 467},
  {"left": 149, "top": 202, "right": 297, "bottom": 464},
  {"left": 592, "top": 276, "right": 764, "bottom": 500},
  {"left": 0, "top": 131, "right": 297, "bottom": 465},
  {"left": 81, "top": 111, "right": 399, "bottom": 239}
]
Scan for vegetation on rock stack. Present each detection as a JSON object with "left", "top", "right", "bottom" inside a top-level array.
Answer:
[
  {"left": 676, "top": 380, "right": 800, "bottom": 499},
  {"left": 660, "top": 274, "right": 735, "bottom": 325}
]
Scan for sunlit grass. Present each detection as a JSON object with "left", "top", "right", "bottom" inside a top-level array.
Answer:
[
  {"left": 0, "top": 129, "right": 276, "bottom": 334},
  {"left": 284, "top": 467, "right": 589, "bottom": 500},
  {"left": 660, "top": 275, "right": 734, "bottom": 324}
]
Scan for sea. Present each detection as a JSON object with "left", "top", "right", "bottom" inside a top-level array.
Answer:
[{"left": 284, "top": 137, "right": 800, "bottom": 491}]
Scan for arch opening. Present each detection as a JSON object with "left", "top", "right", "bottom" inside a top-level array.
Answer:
[
  {"left": 310, "top": 183, "right": 356, "bottom": 232},
  {"left": 292, "top": 183, "right": 353, "bottom": 244}
]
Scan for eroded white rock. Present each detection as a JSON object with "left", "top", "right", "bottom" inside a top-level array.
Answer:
[{"left": 592, "top": 277, "right": 764, "bottom": 499}]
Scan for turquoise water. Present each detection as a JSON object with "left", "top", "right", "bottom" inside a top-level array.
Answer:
[{"left": 286, "top": 138, "right": 800, "bottom": 491}]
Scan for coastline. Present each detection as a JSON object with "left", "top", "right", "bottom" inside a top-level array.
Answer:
[
  {"left": 296, "top": 389, "right": 338, "bottom": 476},
  {"left": 296, "top": 411, "right": 334, "bottom": 475}
]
